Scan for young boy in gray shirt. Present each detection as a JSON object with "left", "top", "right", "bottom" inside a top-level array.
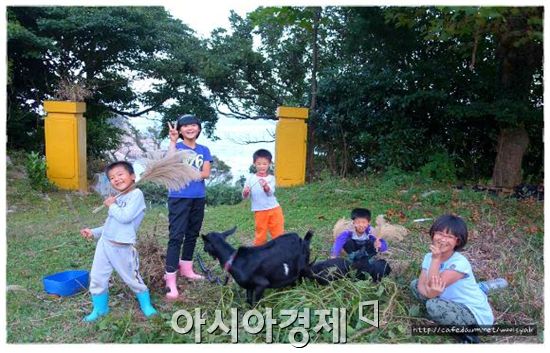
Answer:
[{"left": 80, "top": 161, "right": 157, "bottom": 322}]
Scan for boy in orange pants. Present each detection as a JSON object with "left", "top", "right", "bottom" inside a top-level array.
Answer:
[{"left": 242, "top": 149, "right": 285, "bottom": 245}]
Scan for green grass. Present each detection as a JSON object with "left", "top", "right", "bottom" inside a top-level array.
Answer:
[{"left": 6, "top": 161, "right": 544, "bottom": 344}]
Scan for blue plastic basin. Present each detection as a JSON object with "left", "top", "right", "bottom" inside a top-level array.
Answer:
[{"left": 43, "top": 270, "right": 89, "bottom": 296}]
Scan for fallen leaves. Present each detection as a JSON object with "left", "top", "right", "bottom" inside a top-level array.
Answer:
[{"left": 524, "top": 225, "right": 539, "bottom": 234}]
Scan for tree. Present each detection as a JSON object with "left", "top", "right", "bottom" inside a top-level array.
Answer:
[
  {"left": 385, "top": 7, "right": 543, "bottom": 187},
  {"left": 314, "top": 7, "right": 460, "bottom": 175},
  {"left": 202, "top": 7, "right": 327, "bottom": 179},
  {"left": 208, "top": 155, "right": 233, "bottom": 185},
  {"left": 7, "top": 7, "right": 217, "bottom": 158}
]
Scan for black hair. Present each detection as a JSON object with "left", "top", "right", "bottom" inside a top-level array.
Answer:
[
  {"left": 429, "top": 214, "right": 468, "bottom": 251},
  {"left": 253, "top": 149, "right": 273, "bottom": 162},
  {"left": 105, "top": 161, "right": 135, "bottom": 177},
  {"left": 176, "top": 114, "right": 202, "bottom": 139},
  {"left": 351, "top": 208, "right": 371, "bottom": 221}
]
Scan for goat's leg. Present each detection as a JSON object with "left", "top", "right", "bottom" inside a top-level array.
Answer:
[
  {"left": 253, "top": 286, "right": 267, "bottom": 305},
  {"left": 246, "top": 288, "right": 254, "bottom": 305},
  {"left": 250, "top": 277, "right": 270, "bottom": 305}
]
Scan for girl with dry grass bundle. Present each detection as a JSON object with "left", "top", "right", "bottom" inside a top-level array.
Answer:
[{"left": 164, "top": 115, "right": 212, "bottom": 301}]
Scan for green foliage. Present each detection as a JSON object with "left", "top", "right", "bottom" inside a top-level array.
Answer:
[
  {"left": 7, "top": 6, "right": 543, "bottom": 183},
  {"left": 381, "top": 6, "right": 543, "bottom": 181},
  {"left": 141, "top": 184, "right": 244, "bottom": 209},
  {"left": 204, "top": 6, "right": 542, "bottom": 184},
  {"left": 7, "top": 6, "right": 217, "bottom": 156},
  {"left": 141, "top": 182, "right": 245, "bottom": 209},
  {"left": 24, "top": 151, "right": 56, "bottom": 192},
  {"left": 235, "top": 175, "right": 247, "bottom": 188},
  {"left": 85, "top": 111, "right": 125, "bottom": 159},
  {"left": 208, "top": 155, "right": 233, "bottom": 186},
  {"left": 378, "top": 167, "right": 417, "bottom": 190},
  {"left": 6, "top": 106, "right": 44, "bottom": 151},
  {"left": 419, "top": 152, "right": 457, "bottom": 182},
  {"left": 206, "top": 184, "right": 243, "bottom": 207},
  {"left": 139, "top": 182, "right": 167, "bottom": 206}
]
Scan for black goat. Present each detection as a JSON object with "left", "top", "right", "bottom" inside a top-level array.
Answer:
[
  {"left": 308, "top": 258, "right": 351, "bottom": 285},
  {"left": 202, "top": 227, "right": 314, "bottom": 305},
  {"left": 306, "top": 251, "right": 391, "bottom": 285}
]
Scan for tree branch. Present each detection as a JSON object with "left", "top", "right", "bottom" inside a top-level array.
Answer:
[
  {"left": 227, "top": 129, "right": 275, "bottom": 145},
  {"left": 214, "top": 103, "right": 278, "bottom": 120},
  {"left": 228, "top": 138, "right": 275, "bottom": 145},
  {"left": 106, "top": 103, "right": 165, "bottom": 118}
]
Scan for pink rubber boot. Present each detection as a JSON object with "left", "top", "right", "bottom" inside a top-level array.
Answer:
[
  {"left": 179, "top": 260, "right": 204, "bottom": 280},
  {"left": 164, "top": 272, "right": 179, "bottom": 300}
]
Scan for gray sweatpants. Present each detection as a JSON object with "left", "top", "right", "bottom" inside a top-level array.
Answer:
[
  {"left": 410, "top": 279, "right": 477, "bottom": 326},
  {"left": 89, "top": 237, "right": 148, "bottom": 295}
]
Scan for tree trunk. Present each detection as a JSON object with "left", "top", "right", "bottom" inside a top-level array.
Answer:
[
  {"left": 491, "top": 126, "right": 529, "bottom": 189},
  {"left": 306, "top": 7, "right": 321, "bottom": 182}
]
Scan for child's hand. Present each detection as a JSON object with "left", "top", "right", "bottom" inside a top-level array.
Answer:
[
  {"left": 429, "top": 243, "right": 444, "bottom": 260},
  {"left": 167, "top": 121, "right": 179, "bottom": 143},
  {"left": 242, "top": 186, "right": 250, "bottom": 198},
  {"left": 103, "top": 196, "right": 117, "bottom": 208},
  {"left": 374, "top": 237, "right": 382, "bottom": 250},
  {"left": 428, "top": 275, "right": 446, "bottom": 296},
  {"left": 259, "top": 179, "right": 270, "bottom": 192},
  {"left": 80, "top": 228, "right": 93, "bottom": 240}
]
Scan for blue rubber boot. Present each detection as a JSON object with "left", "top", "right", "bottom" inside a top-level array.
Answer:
[
  {"left": 84, "top": 292, "right": 109, "bottom": 322},
  {"left": 136, "top": 290, "right": 158, "bottom": 318}
]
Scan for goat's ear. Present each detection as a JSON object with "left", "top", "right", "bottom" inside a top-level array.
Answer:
[{"left": 222, "top": 226, "right": 237, "bottom": 238}]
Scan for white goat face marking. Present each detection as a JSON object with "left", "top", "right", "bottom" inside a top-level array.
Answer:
[{"left": 283, "top": 263, "right": 289, "bottom": 276}]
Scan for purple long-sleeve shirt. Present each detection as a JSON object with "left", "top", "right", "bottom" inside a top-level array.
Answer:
[{"left": 330, "top": 226, "right": 388, "bottom": 257}]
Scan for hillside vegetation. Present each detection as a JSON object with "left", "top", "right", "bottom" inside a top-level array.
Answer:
[{"left": 6, "top": 158, "right": 543, "bottom": 344}]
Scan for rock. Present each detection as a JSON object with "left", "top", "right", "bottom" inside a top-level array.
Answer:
[{"left": 7, "top": 285, "right": 26, "bottom": 292}]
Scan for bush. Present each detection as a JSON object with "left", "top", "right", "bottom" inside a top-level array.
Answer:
[
  {"left": 140, "top": 182, "right": 168, "bottom": 206},
  {"left": 206, "top": 184, "right": 243, "bottom": 207},
  {"left": 419, "top": 152, "right": 457, "bottom": 182},
  {"left": 24, "top": 151, "right": 57, "bottom": 192},
  {"left": 379, "top": 166, "right": 417, "bottom": 190},
  {"left": 140, "top": 182, "right": 243, "bottom": 208}
]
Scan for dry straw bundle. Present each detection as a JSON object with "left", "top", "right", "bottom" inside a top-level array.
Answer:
[
  {"left": 92, "top": 150, "right": 201, "bottom": 213},
  {"left": 139, "top": 149, "right": 200, "bottom": 190},
  {"left": 135, "top": 231, "right": 167, "bottom": 292},
  {"left": 373, "top": 214, "right": 409, "bottom": 241}
]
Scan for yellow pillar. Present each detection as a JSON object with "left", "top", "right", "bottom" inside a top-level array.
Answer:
[
  {"left": 44, "top": 101, "right": 87, "bottom": 191},
  {"left": 275, "top": 106, "right": 309, "bottom": 187}
]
